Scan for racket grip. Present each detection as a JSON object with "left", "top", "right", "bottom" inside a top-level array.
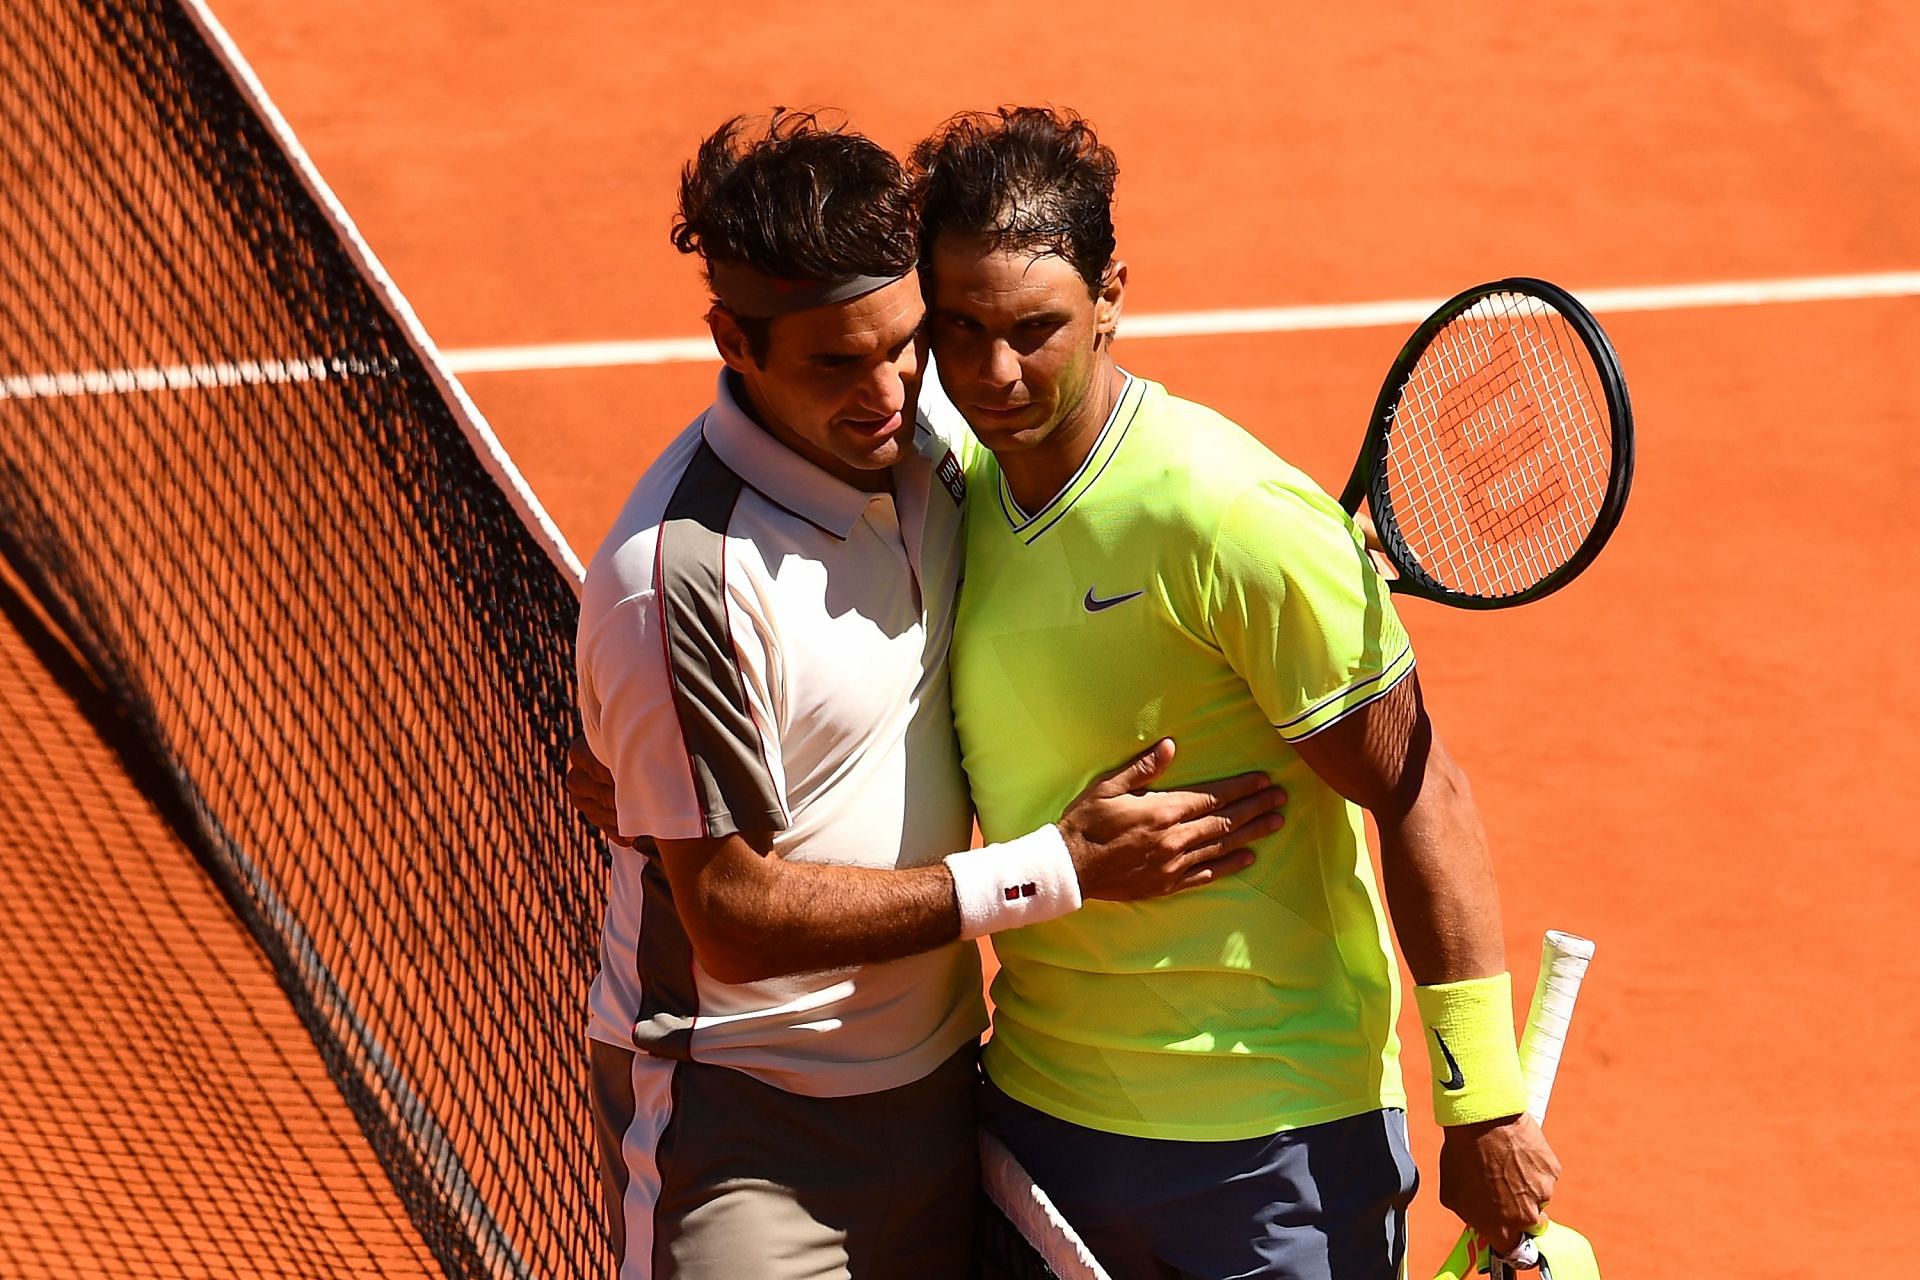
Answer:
[
  {"left": 1434, "top": 933, "right": 1595, "bottom": 1280},
  {"left": 1517, "top": 930, "right": 1595, "bottom": 1127}
]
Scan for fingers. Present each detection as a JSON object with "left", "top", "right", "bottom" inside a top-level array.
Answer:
[
  {"left": 567, "top": 757, "right": 615, "bottom": 798},
  {"left": 1485, "top": 1225, "right": 1527, "bottom": 1258},
  {"left": 1166, "top": 814, "right": 1286, "bottom": 872},
  {"left": 1486, "top": 1219, "right": 1548, "bottom": 1259},
  {"left": 1089, "top": 738, "right": 1175, "bottom": 797},
  {"left": 1465, "top": 1178, "right": 1553, "bottom": 1256},
  {"left": 1438, "top": 1116, "right": 1559, "bottom": 1260},
  {"left": 1167, "top": 847, "right": 1256, "bottom": 891},
  {"left": 567, "top": 737, "right": 617, "bottom": 810},
  {"left": 1162, "top": 785, "right": 1287, "bottom": 851},
  {"left": 1356, "top": 510, "right": 1382, "bottom": 550},
  {"left": 1152, "top": 770, "right": 1279, "bottom": 820},
  {"left": 569, "top": 734, "right": 614, "bottom": 783},
  {"left": 1169, "top": 828, "right": 1270, "bottom": 871},
  {"left": 1463, "top": 1208, "right": 1542, "bottom": 1259},
  {"left": 567, "top": 766, "right": 618, "bottom": 818},
  {"left": 566, "top": 734, "right": 628, "bottom": 841},
  {"left": 1155, "top": 799, "right": 1285, "bottom": 892}
]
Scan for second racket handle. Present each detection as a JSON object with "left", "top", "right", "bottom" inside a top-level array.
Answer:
[{"left": 1517, "top": 930, "right": 1595, "bottom": 1127}]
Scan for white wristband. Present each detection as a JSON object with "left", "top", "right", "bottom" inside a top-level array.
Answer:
[{"left": 944, "top": 825, "right": 1082, "bottom": 940}]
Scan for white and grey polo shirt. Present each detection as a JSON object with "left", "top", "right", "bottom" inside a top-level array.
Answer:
[{"left": 577, "top": 370, "right": 985, "bottom": 1098}]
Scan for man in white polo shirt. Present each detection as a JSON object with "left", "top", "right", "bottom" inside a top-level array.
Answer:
[{"left": 575, "top": 112, "right": 1286, "bottom": 1280}]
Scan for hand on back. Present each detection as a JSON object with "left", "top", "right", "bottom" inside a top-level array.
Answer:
[{"left": 566, "top": 736, "right": 634, "bottom": 848}]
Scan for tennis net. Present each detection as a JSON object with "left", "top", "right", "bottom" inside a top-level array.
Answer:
[
  {"left": 2, "top": 0, "right": 602, "bottom": 1274},
  {"left": 0, "top": 2, "right": 1102, "bottom": 1276}
]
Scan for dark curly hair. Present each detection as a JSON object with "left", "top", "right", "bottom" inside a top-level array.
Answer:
[
  {"left": 674, "top": 111, "right": 918, "bottom": 359},
  {"left": 909, "top": 106, "right": 1119, "bottom": 297}
]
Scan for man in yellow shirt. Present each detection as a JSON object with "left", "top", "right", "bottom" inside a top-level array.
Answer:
[{"left": 912, "top": 106, "right": 1557, "bottom": 1279}]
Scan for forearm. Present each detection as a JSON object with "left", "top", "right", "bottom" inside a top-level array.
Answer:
[
  {"left": 613, "top": 736, "right": 1275, "bottom": 985},
  {"left": 666, "top": 823, "right": 1076, "bottom": 985},
  {"left": 695, "top": 856, "right": 961, "bottom": 983},
  {"left": 1374, "top": 741, "right": 1507, "bottom": 985}
]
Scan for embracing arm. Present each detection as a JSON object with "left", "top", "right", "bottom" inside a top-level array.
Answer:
[
  {"left": 574, "top": 737, "right": 1286, "bottom": 984},
  {"left": 649, "top": 829, "right": 959, "bottom": 984},
  {"left": 1292, "top": 672, "right": 1559, "bottom": 1254}
]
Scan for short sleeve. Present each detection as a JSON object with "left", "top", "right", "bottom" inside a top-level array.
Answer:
[
  {"left": 1206, "top": 481, "right": 1416, "bottom": 742},
  {"left": 578, "top": 587, "right": 789, "bottom": 842}
]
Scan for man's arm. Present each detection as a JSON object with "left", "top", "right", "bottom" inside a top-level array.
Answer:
[
  {"left": 1292, "top": 672, "right": 1559, "bottom": 1255},
  {"left": 654, "top": 829, "right": 954, "bottom": 984},
  {"left": 572, "top": 737, "right": 1285, "bottom": 985}
]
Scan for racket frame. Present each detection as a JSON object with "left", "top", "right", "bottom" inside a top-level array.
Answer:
[{"left": 1343, "top": 277, "right": 1635, "bottom": 609}]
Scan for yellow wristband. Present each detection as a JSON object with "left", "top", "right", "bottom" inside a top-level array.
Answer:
[{"left": 1412, "top": 973, "right": 1528, "bottom": 1126}]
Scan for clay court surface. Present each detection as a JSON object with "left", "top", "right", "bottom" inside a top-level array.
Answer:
[{"left": 5, "top": 2, "right": 1918, "bottom": 1275}]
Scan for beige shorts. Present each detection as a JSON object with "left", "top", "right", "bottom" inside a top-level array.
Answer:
[{"left": 590, "top": 1040, "right": 979, "bottom": 1280}]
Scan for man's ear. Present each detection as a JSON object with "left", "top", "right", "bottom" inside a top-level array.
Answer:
[
  {"left": 707, "top": 304, "right": 756, "bottom": 373},
  {"left": 1094, "top": 260, "right": 1127, "bottom": 341}
]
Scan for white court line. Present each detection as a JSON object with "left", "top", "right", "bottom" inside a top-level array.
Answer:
[
  {"left": 7, "top": 270, "right": 1918, "bottom": 398},
  {"left": 438, "top": 269, "right": 1920, "bottom": 374}
]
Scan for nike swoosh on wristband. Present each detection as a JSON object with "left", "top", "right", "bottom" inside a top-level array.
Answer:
[
  {"left": 1083, "top": 586, "right": 1145, "bottom": 612},
  {"left": 1432, "top": 1029, "right": 1467, "bottom": 1091}
]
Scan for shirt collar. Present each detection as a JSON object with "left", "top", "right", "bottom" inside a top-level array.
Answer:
[{"left": 701, "top": 372, "right": 873, "bottom": 540}]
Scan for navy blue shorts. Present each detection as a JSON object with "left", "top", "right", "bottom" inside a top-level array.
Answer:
[{"left": 979, "top": 1078, "right": 1417, "bottom": 1280}]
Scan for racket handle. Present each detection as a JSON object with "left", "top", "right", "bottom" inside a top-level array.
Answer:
[
  {"left": 1434, "top": 932, "right": 1596, "bottom": 1279},
  {"left": 1517, "top": 930, "right": 1595, "bottom": 1128}
]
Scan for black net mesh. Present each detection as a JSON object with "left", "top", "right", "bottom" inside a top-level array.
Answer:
[
  {"left": 0, "top": 1, "right": 607, "bottom": 1275},
  {"left": 0, "top": 574, "right": 446, "bottom": 1278}
]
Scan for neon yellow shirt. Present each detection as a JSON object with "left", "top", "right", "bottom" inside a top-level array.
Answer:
[{"left": 953, "top": 374, "right": 1415, "bottom": 1140}]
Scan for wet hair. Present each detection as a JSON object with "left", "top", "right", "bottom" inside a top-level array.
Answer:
[
  {"left": 909, "top": 106, "right": 1119, "bottom": 297},
  {"left": 673, "top": 110, "right": 919, "bottom": 360}
]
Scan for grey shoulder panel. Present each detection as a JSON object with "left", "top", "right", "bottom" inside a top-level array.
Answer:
[{"left": 655, "top": 441, "right": 786, "bottom": 838}]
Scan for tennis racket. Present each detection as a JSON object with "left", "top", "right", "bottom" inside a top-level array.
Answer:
[
  {"left": 1343, "top": 279, "right": 1633, "bottom": 609},
  {"left": 1433, "top": 930, "right": 1599, "bottom": 1279},
  {"left": 978, "top": 1132, "right": 1110, "bottom": 1279}
]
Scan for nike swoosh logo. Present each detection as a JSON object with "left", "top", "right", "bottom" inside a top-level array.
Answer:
[
  {"left": 1432, "top": 1029, "right": 1466, "bottom": 1091},
  {"left": 1083, "top": 587, "right": 1145, "bottom": 612}
]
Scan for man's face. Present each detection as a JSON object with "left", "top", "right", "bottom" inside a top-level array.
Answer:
[
  {"left": 712, "top": 274, "right": 926, "bottom": 485},
  {"left": 925, "top": 233, "right": 1120, "bottom": 458}
]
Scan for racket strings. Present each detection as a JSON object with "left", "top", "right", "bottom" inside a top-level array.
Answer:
[{"left": 1382, "top": 293, "right": 1612, "bottom": 597}]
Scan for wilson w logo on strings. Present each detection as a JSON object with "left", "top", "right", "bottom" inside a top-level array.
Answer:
[{"left": 1431, "top": 328, "right": 1574, "bottom": 545}]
